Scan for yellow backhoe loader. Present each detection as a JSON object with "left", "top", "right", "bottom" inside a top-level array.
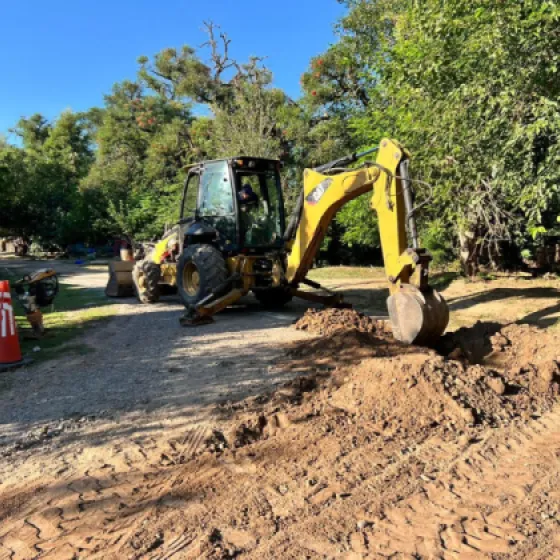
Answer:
[{"left": 106, "top": 139, "right": 448, "bottom": 345}]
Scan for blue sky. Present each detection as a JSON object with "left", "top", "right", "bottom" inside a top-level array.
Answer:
[{"left": 0, "top": 0, "right": 345, "bottom": 140}]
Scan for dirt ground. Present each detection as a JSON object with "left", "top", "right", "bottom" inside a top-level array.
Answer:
[{"left": 1, "top": 258, "right": 560, "bottom": 559}]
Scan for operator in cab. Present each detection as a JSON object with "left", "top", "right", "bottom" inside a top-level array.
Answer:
[
  {"left": 237, "top": 183, "right": 259, "bottom": 207},
  {"left": 237, "top": 183, "right": 268, "bottom": 245}
]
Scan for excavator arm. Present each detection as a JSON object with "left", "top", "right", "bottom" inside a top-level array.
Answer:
[{"left": 286, "top": 138, "right": 449, "bottom": 345}]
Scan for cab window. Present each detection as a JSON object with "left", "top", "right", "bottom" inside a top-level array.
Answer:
[
  {"left": 182, "top": 173, "right": 200, "bottom": 219},
  {"left": 237, "top": 169, "right": 284, "bottom": 247},
  {"left": 199, "top": 161, "right": 234, "bottom": 216}
]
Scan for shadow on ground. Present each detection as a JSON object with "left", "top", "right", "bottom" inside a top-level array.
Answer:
[
  {"left": 0, "top": 299, "right": 316, "bottom": 446},
  {"left": 447, "top": 286, "right": 560, "bottom": 328}
]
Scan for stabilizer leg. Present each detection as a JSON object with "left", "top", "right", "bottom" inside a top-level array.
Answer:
[{"left": 179, "top": 289, "right": 246, "bottom": 327}]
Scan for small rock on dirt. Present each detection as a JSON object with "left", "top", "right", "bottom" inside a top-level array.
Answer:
[{"left": 487, "top": 376, "right": 507, "bottom": 396}]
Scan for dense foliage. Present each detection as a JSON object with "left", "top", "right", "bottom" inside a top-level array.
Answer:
[
  {"left": 2, "top": 5, "right": 560, "bottom": 271},
  {"left": 300, "top": 0, "right": 560, "bottom": 269}
]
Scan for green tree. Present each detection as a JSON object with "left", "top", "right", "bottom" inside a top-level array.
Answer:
[
  {"left": 309, "top": 0, "right": 560, "bottom": 271},
  {"left": 81, "top": 23, "right": 297, "bottom": 242},
  {"left": 295, "top": 3, "right": 397, "bottom": 259},
  {"left": 0, "top": 145, "right": 32, "bottom": 235},
  {"left": 13, "top": 114, "right": 51, "bottom": 151},
  {"left": 1, "top": 112, "right": 96, "bottom": 246},
  {"left": 384, "top": 0, "right": 560, "bottom": 272},
  {"left": 81, "top": 80, "right": 195, "bottom": 240},
  {"left": 212, "top": 59, "right": 286, "bottom": 159}
]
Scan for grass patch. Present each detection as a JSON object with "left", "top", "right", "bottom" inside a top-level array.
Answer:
[
  {"left": 2, "top": 268, "right": 116, "bottom": 364},
  {"left": 309, "top": 266, "right": 385, "bottom": 281},
  {"left": 310, "top": 266, "right": 460, "bottom": 292}
]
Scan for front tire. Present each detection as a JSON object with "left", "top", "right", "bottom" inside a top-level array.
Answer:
[
  {"left": 132, "top": 260, "right": 161, "bottom": 304},
  {"left": 177, "top": 244, "right": 228, "bottom": 307}
]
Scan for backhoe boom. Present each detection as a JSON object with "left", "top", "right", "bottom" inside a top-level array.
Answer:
[{"left": 286, "top": 138, "right": 449, "bottom": 345}]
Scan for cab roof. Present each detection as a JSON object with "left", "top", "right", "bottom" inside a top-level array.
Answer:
[{"left": 187, "top": 156, "right": 281, "bottom": 171}]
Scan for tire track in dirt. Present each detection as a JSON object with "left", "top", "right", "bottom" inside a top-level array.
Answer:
[
  {"left": 0, "top": 422, "right": 215, "bottom": 559},
  {"left": 3, "top": 312, "right": 560, "bottom": 558},
  {"left": 237, "top": 406, "right": 560, "bottom": 559},
  {"left": 2, "top": 407, "right": 560, "bottom": 559},
  {"left": 360, "top": 408, "right": 560, "bottom": 558}
]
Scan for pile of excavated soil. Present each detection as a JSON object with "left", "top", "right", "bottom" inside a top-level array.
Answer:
[
  {"left": 440, "top": 321, "right": 560, "bottom": 397},
  {"left": 231, "top": 315, "right": 560, "bottom": 446},
  {"left": 294, "top": 307, "right": 391, "bottom": 336}
]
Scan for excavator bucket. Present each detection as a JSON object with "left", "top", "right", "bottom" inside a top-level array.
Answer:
[
  {"left": 387, "top": 284, "right": 449, "bottom": 346},
  {"left": 106, "top": 261, "right": 135, "bottom": 298}
]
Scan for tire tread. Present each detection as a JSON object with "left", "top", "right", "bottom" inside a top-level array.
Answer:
[{"left": 177, "top": 244, "right": 228, "bottom": 306}]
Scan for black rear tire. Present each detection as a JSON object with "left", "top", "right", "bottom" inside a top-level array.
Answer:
[
  {"left": 177, "top": 244, "right": 228, "bottom": 307},
  {"left": 132, "top": 260, "right": 161, "bottom": 303},
  {"left": 254, "top": 287, "right": 293, "bottom": 309}
]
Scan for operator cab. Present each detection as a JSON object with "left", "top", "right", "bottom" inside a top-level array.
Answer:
[{"left": 180, "top": 157, "right": 285, "bottom": 253}]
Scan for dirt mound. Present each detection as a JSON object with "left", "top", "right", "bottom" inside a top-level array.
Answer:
[
  {"left": 230, "top": 326, "right": 558, "bottom": 452},
  {"left": 440, "top": 321, "right": 560, "bottom": 396},
  {"left": 289, "top": 312, "right": 560, "bottom": 429},
  {"left": 285, "top": 329, "right": 418, "bottom": 374},
  {"left": 437, "top": 320, "right": 503, "bottom": 363},
  {"left": 294, "top": 307, "right": 391, "bottom": 336},
  {"left": 208, "top": 320, "right": 560, "bottom": 479}
]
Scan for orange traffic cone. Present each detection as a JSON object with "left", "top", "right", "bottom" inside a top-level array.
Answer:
[{"left": 0, "top": 280, "right": 24, "bottom": 369}]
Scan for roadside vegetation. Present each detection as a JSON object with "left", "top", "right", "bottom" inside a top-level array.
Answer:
[{"left": 3, "top": 266, "right": 115, "bottom": 362}]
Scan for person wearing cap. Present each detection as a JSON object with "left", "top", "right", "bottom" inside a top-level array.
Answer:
[{"left": 238, "top": 183, "right": 259, "bottom": 206}]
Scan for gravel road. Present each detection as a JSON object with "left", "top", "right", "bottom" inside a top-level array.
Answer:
[{"left": 0, "top": 258, "right": 317, "bottom": 449}]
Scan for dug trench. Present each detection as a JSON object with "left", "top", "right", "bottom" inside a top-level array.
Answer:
[{"left": 2, "top": 309, "right": 560, "bottom": 559}]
